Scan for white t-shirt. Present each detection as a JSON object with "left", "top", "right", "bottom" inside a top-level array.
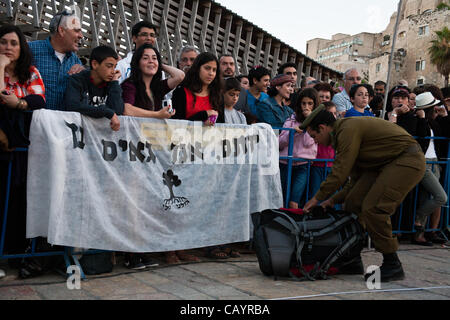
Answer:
[
  {"left": 116, "top": 52, "right": 134, "bottom": 84},
  {"left": 224, "top": 108, "right": 247, "bottom": 125},
  {"left": 55, "top": 51, "right": 66, "bottom": 63},
  {"left": 425, "top": 129, "right": 438, "bottom": 159}
]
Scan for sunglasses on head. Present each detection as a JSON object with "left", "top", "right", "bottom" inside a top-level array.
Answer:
[{"left": 54, "top": 8, "right": 75, "bottom": 32}]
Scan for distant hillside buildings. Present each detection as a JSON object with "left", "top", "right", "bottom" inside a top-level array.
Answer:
[{"left": 306, "top": 0, "right": 449, "bottom": 87}]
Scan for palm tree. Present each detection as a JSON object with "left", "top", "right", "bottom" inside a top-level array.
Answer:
[{"left": 428, "top": 26, "right": 450, "bottom": 87}]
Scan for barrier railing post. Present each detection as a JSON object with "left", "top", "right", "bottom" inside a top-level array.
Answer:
[
  {"left": 445, "top": 139, "right": 450, "bottom": 234},
  {"left": 0, "top": 158, "right": 13, "bottom": 257},
  {"left": 284, "top": 129, "right": 295, "bottom": 209}
]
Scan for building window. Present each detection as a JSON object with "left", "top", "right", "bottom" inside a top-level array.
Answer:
[
  {"left": 395, "top": 62, "right": 400, "bottom": 71},
  {"left": 376, "top": 63, "right": 381, "bottom": 73},
  {"left": 416, "top": 60, "right": 426, "bottom": 71},
  {"left": 417, "top": 78, "right": 425, "bottom": 86},
  {"left": 418, "top": 25, "right": 430, "bottom": 36}
]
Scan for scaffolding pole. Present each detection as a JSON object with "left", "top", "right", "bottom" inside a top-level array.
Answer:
[{"left": 381, "top": 0, "right": 403, "bottom": 119}]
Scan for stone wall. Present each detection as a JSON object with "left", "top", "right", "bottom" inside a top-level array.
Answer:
[{"left": 306, "top": 0, "right": 449, "bottom": 88}]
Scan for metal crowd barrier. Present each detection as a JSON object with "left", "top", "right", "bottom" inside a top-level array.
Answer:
[
  {"left": 1, "top": 126, "right": 449, "bottom": 278},
  {"left": 276, "top": 127, "right": 450, "bottom": 236}
]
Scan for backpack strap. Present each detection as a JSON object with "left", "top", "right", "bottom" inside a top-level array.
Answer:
[
  {"left": 271, "top": 210, "right": 316, "bottom": 281},
  {"left": 310, "top": 213, "right": 358, "bottom": 239},
  {"left": 272, "top": 210, "right": 362, "bottom": 281},
  {"left": 311, "top": 231, "right": 363, "bottom": 279}
]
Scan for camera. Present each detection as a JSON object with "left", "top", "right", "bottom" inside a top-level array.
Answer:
[{"left": 163, "top": 99, "right": 173, "bottom": 113}]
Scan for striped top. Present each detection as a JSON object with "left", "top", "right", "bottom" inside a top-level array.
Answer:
[{"left": 4, "top": 66, "right": 45, "bottom": 100}]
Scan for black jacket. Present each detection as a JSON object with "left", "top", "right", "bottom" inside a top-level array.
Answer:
[
  {"left": 63, "top": 70, "right": 124, "bottom": 119},
  {"left": 397, "top": 111, "right": 450, "bottom": 160}
]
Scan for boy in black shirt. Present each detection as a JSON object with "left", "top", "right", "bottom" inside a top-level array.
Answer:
[{"left": 64, "top": 45, "right": 123, "bottom": 131}]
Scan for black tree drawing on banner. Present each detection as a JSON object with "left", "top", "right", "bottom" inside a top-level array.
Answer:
[{"left": 163, "top": 170, "right": 189, "bottom": 210}]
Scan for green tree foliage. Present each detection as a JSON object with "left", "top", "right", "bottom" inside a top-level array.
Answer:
[{"left": 428, "top": 26, "right": 450, "bottom": 87}]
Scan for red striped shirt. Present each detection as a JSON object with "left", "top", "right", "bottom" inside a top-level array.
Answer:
[{"left": 4, "top": 66, "right": 45, "bottom": 100}]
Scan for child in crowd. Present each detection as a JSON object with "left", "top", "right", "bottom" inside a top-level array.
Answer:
[
  {"left": 172, "top": 52, "right": 223, "bottom": 125},
  {"left": 64, "top": 45, "right": 123, "bottom": 130},
  {"left": 236, "top": 74, "right": 249, "bottom": 91},
  {"left": 279, "top": 88, "right": 318, "bottom": 209},
  {"left": 345, "top": 84, "right": 375, "bottom": 118},
  {"left": 222, "top": 77, "right": 247, "bottom": 124},
  {"left": 369, "top": 94, "right": 384, "bottom": 118},
  {"left": 309, "top": 101, "right": 337, "bottom": 199},
  {"left": 121, "top": 44, "right": 184, "bottom": 118}
]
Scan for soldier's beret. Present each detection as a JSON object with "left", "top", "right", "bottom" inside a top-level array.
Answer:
[{"left": 299, "top": 104, "right": 326, "bottom": 130}]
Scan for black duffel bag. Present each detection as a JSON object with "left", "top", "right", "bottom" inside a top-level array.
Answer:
[{"left": 251, "top": 207, "right": 365, "bottom": 281}]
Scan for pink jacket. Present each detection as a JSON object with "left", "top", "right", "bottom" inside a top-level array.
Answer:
[
  {"left": 313, "top": 144, "right": 335, "bottom": 167},
  {"left": 279, "top": 114, "right": 317, "bottom": 166}
]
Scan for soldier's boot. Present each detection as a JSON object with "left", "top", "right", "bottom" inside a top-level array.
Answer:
[{"left": 364, "top": 252, "right": 405, "bottom": 282}]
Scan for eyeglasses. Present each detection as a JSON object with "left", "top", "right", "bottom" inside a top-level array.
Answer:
[
  {"left": 138, "top": 32, "right": 157, "bottom": 39},
  {"left": 346, "top": 77, "right": 362, "bottom": 82}
]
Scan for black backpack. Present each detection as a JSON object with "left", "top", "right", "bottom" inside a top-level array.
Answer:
[{"left": 251, "top": 207, "right": 365, "bottom": 281}]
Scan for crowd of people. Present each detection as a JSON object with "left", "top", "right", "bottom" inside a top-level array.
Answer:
[{"left": 0, "top": 10, "right": 449, "bottom": 280}]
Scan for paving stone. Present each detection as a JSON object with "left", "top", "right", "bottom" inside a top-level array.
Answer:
[
  {"left": 0, "top": 244, "right": 448, "bottom": 300},
  {"left": 149, "top": 278, "right": 213, "bottom": 300},
  {"left": 80, "top": 274, "right": 157, "bottom": 298},
  {"left": 0, "top": 285, "right": 42, "bottom": 300},
  {"left": 105, "top": 292, "right": 180, "bottom": 300},
  {"left": 129, "top": 270, "right": 173, "bottom": 286},
  {"left": 157, "top": 264, "right": 259, "bottom": 299},
  {"left": 158, "top": 266, "right": 255, "bottom": 299},
  {"left": 32, "top": 283, "right": 97, "bottom": 300}
]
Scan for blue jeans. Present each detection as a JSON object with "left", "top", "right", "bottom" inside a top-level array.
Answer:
[
  {"left": 280, "top": 163, "right": 309, "bottom": 207},
  {"left": 309, "top": 166, "right": 332, "bottom": 199}
]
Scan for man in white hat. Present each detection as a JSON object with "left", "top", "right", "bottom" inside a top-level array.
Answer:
[
  {"left": 415, "top": 91, "right": 444, "bottom": 110},
  {"left": 400, "top": 91, "right": 449, "bottom": 246}
]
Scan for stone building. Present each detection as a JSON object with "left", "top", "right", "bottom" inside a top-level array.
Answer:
[
  {"left": 370, "top": 0, "right": 449, "bottom": 88},
  {"left": 307, "top": 33, "right": 378, "bottom": 81},
  {"left": 307, "top": 0, "right": 449, "bottom": 88}
]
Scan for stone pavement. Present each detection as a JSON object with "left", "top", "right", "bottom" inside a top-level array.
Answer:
[{"left": 0, "top": 243, "right": 449, "bottom": 301}]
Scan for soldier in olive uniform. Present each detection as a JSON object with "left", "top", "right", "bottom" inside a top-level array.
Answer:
[{"left": 302, "top": 105, "right": 426, "bottom": 282}]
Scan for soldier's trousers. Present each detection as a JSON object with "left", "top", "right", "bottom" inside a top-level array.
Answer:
[{"left": 344, "top": 144, "right": 426, "bottom": 254}]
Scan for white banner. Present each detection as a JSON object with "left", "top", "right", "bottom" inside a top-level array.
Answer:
[{"left": 26, "top": 110, "right": 283, "bottom": 252}]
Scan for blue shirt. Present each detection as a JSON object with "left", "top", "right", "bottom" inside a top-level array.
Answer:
[
  {"left": 247, "top": 91, "right": 269, "bottom": 115},
  {"left": 332, "top": 89, "right": 353, "bottom": 113},
  {"left": 28, "top": 37, "right": 82, "bottom": 110},
  {"left": 332, "top": 89, "right": 370, "bottom": 113},
  {"left": 256, "top": 96, "right": 294, "bottom": 128},
  {"left": 344, "top": 107, "right": 375, "bottom": 118}
]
